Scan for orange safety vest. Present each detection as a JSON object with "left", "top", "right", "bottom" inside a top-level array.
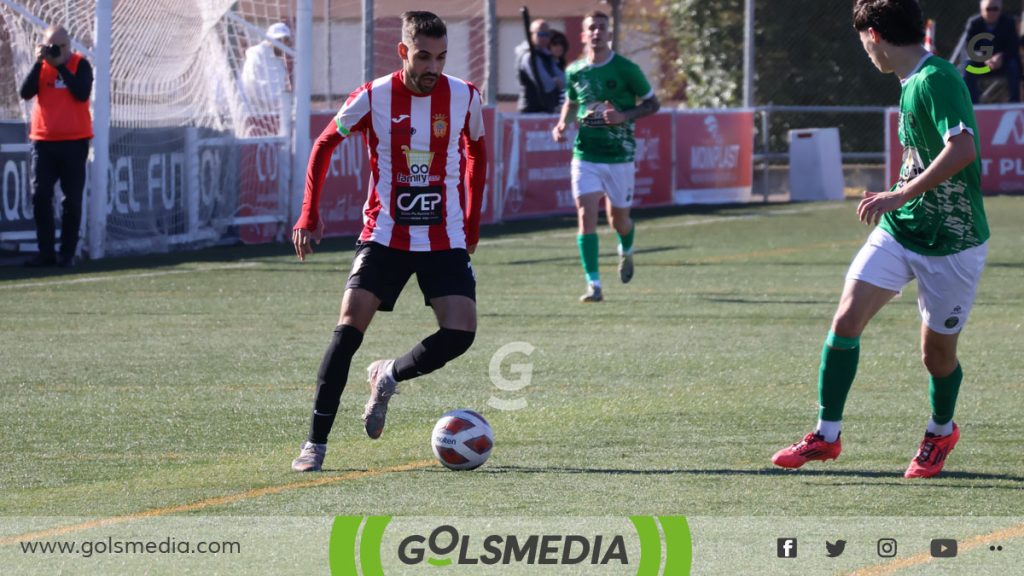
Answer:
[{"left": 29, "top": 52, "right": 93, "bottom": 141}]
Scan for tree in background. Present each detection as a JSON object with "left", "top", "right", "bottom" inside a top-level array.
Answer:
[
  {"left": 638, "top": 0, "right": 994, "bottom": 108},
  {"left": 637, "top": 0, "right": 994, "bottom": 154},
  {"left": 644, "top": 0, "right": 744, "bottom": 108}
]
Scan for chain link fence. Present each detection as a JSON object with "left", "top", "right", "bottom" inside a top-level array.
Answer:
[{"left": 749, "top": 1, "right": 1018, "bottom": 161}]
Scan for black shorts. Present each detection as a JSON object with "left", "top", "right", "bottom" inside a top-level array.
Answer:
[{"left": 345, "top": 242, "right": 476, "bottom": 312}]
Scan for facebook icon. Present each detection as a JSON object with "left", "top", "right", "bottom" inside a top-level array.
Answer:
[{"left": 777, "top": 538, "right": 798, "bottom": 558}]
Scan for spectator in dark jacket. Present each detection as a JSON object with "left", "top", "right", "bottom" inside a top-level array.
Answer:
[{"left": 515, "top": 19, "right": 564, "bottom": 113}]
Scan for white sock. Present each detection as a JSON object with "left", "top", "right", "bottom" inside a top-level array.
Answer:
[
  {"left": 589, "top": 279, "right": 602, "bottom": 289},
  {"left": 816, "top": 419, "right": 842, "bottom": 443},
  {"left": 926, "top": 418, "right": 953, "bottom": 437}
]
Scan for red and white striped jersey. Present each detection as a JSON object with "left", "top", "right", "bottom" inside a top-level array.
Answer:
[{"left": 295, "top": 71, "right": 487, "bottom": 252}]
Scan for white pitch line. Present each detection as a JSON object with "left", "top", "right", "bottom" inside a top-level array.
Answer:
[
  {"left": 0, "top": 262, "right": 260, "bottom": 290},
  {"left": 478, "top": 202, "right": 849, "bottom": 246}
]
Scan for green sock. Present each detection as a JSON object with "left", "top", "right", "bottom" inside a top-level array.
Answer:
[
  {"left": 577, "top": 233, "right": 600, "bottom": 283},
  {"left": 616, "top": 223, "right": 635, "bottom": 255},
  {"left": 930, "top": 364, "right": 962, "bottom": 426},
  {"left": 817, "top": 331, "right": 860, "bottom": 422}
]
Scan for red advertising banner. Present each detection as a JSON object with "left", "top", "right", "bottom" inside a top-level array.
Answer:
[
  {"left": 633, "top": 113, "right": 675, "bottom": 208},
  {"left": 499, "top": 111, "right": 677, "bottom": 220},
  {"left": 500, "top": 114, "right": 575, "bottom": 220},
  {"left": 239, "top": 114, "right": 286, "bottom": 244},
  {"left": 674, "top": 110, "right": 754, "bottom": 204},
  {"left": 885, "top": 108, "right": 897, "bottom": 188},
  {"left": 886, "top": 105, "right": 1024, "bottom": 194},
  {"left": 479, "top": 106, "right": 497, "bottom": 225}
]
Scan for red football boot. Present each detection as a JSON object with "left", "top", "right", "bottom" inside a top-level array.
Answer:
[
  {"left": 904, "top": 423, "right": 960, "bottom": 479},
  {"left": 772, "top": 432, "right": 842, "bottom": 469}
]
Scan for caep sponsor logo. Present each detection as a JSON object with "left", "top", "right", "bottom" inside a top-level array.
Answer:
[{"left": 396, "top": 190, "right": 441, "bottom": 213}]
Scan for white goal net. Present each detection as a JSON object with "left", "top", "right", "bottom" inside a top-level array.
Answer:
[
  {"left": 0, "top": 0, "right": 297, "bottom": 255},
  {"left": 0, "top": 0, "right": 494, "bottom": 257}
]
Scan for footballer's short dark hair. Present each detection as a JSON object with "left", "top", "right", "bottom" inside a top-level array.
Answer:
[
  {"left": 401, "top": 11, "right": 446, "bottom": 44},
  {"left": 853, "top": 0, "right": 926, "bottom": 46}
]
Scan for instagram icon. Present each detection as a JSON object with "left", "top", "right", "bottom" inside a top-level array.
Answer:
[{"left": 877, "top": 538, "right": 898, "bottom": 558}]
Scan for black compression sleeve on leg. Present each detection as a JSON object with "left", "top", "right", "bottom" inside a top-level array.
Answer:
[
  {"left": 308, "top": 324, "right": 364, "bottom": 444},
  {"left": 393, "top": 328, "right": 475, "bottom": 382}
]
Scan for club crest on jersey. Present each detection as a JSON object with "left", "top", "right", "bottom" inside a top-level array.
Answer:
[
  {"left": 432, "top": 113, "right": 449, "bottom": 139},
  {"left": 399, "top": 145, "right": 440, "bottom": 185}
]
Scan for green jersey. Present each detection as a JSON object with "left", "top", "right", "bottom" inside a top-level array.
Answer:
[
  {"left": 883, "top": 55, "right": 989, "bottom": 256},
  {"left": 566, "top": 52, "right": 654, "bottom": 163}
]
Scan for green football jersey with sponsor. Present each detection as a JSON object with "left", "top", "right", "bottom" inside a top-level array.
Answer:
[
  {"left": 566, "top": 52, "right": 653, "bottom": 163},
  {"left": 883, "top": 55, "right": 989, "bottom": 256}
]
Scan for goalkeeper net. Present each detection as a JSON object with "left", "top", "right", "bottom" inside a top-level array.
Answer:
[
  {"left": 0, "top": 0, "right": 296, "bottom": 254},
  {"left": 0, "top": 0, "right": 493, "bottom": 257}
]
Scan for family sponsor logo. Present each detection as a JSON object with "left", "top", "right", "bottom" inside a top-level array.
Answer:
[
  {"left": 399, "top": 145, "right": 439, "bottom": 185},
  {"left": 330, "top": 516, "right": 691, "bottom": 574}
]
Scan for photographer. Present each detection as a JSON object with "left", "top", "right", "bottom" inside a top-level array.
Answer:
[{"left": 19, "top": 25, "right": 93, "bottom": 268}]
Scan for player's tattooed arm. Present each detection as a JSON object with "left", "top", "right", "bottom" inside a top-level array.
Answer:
[
  {"left": 600, "top": 94, "right": 660, "bottom": 126},
  {"left": 622, "top": 94, "right": 660, "bottom": 122}
]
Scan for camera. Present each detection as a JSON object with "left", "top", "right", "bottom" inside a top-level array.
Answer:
[{"left": 43, "top": 44, "right": 61, "bottom": 58}]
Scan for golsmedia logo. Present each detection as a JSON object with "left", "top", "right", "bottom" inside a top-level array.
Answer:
[
  {"left": 398, "top": 524, "right": 627, "bottom": 566},
  {"left": 330, "top": 516, "right": 691, "bottom": 574},
  {"left": 966, "top": 33, "right": 994, "bottom": 75}
]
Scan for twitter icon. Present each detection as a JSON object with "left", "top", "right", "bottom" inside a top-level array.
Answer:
[{"left": 826, "top": 540, "right": 847, "bottom": 557}]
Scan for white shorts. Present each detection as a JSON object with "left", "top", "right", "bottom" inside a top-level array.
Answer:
[
  {"left": 846, "top": 227, "right": 988, "bottom": 335},
  {"left": 571, "top": 159, "right": 635, "bottom": 208}
]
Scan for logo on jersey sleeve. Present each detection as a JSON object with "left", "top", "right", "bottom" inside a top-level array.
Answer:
[{"left": 399, "top": 145, "right": 440, "bottom": 185}]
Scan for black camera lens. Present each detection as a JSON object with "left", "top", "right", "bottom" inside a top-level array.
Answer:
[{"left": 45, "top": 44, "right": 61, "bottom": 57}]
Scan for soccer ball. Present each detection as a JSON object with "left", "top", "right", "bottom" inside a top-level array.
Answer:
[{"left": 431, "top": 409, "right": 493, "bottom": 470}]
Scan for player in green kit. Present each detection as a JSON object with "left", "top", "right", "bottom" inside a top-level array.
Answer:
[
  {"left": 552, "top": 10, "right": 659, "bottom": 303},
  {"left": 772, "top": 0, "right": 989, "bottom": 478}
]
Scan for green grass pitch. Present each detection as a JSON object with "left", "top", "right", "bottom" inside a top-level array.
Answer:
[{"left": 2, "top": 198, "right": 1022, "bottom": 574}]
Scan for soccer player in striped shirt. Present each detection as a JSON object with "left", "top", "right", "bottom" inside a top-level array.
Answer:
[
  {"left": 290, "top": 11, "right": 487, "bottom": 472},
  {"left": 772, "top": 0, "right": 989, "bottom": 479}
]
